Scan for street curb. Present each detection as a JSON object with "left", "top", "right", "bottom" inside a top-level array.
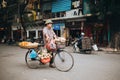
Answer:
[{"left": 92, "top": 51, "right": 120, "bottom": 54}]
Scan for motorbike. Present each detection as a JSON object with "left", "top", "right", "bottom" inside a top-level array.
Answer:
[{"left": 72, "top": 37, "right": 92, "bottom": 54}]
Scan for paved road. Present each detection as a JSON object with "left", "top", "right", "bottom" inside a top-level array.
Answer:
[{"left": 0, "top": 44, "right": 120, "bottom": 80}]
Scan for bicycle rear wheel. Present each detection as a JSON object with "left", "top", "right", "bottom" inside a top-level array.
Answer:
[
  {"left": 25, "top": 49, "right": 40, "bottom": 69},
  {"left": 54, "top": 50, "right": 74, "bottom": 72}
]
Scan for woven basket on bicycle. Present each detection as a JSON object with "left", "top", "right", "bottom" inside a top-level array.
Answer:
[
  {"left": 56, "top": 41, "right": 66, "bottom": 49},
  {"left": 19, "top": 41, "right": 39, "bottom": 49},
  {"left": 55, "top": 37, "right": 66, "bottom": 49}
]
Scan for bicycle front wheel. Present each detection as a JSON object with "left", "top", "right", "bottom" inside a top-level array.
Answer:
[{"left": 54, "top": 51, "right": 74, "bottom": 72}]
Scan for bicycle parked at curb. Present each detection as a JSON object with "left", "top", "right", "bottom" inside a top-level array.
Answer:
[{"left": 25, "top": 43, "right": 74, "bottom": 72}]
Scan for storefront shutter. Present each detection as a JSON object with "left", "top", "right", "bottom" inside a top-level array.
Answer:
[{"left": 52, "top": 0, "right": 71, "bottom": 12}]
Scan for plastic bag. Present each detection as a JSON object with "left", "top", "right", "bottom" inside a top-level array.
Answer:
[
  {"left": 46, "top": 40, "right": 57, "bottom": 51},
  {"left": 29, "top": 49, "right": 37, "bottom": 59},
  {"left": 92, "top": 44, "right": 98, "bottom": 51}
]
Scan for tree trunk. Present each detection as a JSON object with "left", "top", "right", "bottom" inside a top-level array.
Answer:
[{"left": 19, "top": 0, "right": 29, "bottom": 40}]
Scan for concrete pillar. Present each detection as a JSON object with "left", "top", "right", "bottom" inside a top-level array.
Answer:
[
  {"left": 36, "top": 30, "right": 38, "bottom": 39},
  {"left": 81, "top": 21, "right": 84, "bottom": 32},
  {"left": 11, "top": 30, "right": 13, "bottom": 40},
  {"left": 21, "top": 29, "right": 23, "bottom": 40},
  {"left": 27, "top": 31, "right": 29, "bottom": 38},
  {"left": 61, "top": 26, "right": 65, "bottom": 37}
]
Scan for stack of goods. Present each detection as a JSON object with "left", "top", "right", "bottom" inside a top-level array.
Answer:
[
  {"left": 55, "top": 37, "right": 66, "bottom": 49},
  {"left": 19, "top": 41, "right": 39, "bottom": 49},
  {"left": 82, "top": 37, "right": 91, "bottom": 50},
  {"left": 38, "top": 49, "right": 52, "bottom": 64}
]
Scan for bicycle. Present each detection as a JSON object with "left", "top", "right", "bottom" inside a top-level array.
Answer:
[{"left": 25, "top": 43, "right": 74, "bottom": 72}]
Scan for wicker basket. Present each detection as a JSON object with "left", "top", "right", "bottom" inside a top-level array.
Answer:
[
  {"left": 56, "top": 41, "right": 66, "bottom": 49},
  {"left": 82, "top": 37, "right": 92, "bottom": 50},
  {"left": 19, "top": 42, "right": 39, "bottom": 49}
]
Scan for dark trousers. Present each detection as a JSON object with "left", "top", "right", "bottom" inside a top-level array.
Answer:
[
  {"left": 47, "top": 50, "right": 54, "bottom": 64},
  {"left": 50, "top": 53, "right": 54, "bottom": 64}
]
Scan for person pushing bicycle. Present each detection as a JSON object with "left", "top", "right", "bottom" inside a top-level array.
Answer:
[{"left": 43, "top": 19, "right": 57, "bottom": 68}]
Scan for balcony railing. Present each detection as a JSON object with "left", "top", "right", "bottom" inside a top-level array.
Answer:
[{"left": 42, "top": 8, "right": 86, "bottom": 21}]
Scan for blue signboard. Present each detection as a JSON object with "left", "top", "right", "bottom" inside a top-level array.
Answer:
[{"left": 53, "top": 24, "right": 60, "bottom": 30}]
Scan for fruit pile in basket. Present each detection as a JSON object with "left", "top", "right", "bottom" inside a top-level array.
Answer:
[
  {"left": 55, "top": 37, "right": 66, "bottom": 43},
  {"left": 55, "top": 37, "right": 66, "bottom": 48},
  {"left": 19, "top": 41, "right": 39, "bottom": 49},
  {"left": 38, "top": 49, "right": 52, "bottom": 64}
]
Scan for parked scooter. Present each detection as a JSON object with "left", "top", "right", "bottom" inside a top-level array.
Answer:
[
  {"left": 72, "top": 33, "right": 92, "bottom": 54},
  {"left": 72, "top": 38, "right": 82, "bottom": 52}
]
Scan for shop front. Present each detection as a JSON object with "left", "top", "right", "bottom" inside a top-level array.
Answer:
[
  {"left": 83, "top": 22, "right": 108, "bottom": 47},
  {"left": 64, "top": 17, "right": 109, "bottom": 47},
  {"left": 26, "top": 25, "right": 43, "bottom": 42},
  {"left": 11, "top": 24, "right": 23, "bottom": 41},
  {"left": 65, "top": 18, "right": 86, "bottom": 39},
  {"left": 52, "top": 22, "right": 65, "bottom": 37}
]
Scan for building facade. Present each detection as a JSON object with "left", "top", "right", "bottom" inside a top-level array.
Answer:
[{"left": 8, "top": 0, "right": 120, "bottom": 47}]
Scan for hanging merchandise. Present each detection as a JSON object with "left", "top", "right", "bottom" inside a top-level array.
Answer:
[
  {"left": 76, "top": 1, "right": 80, "bottom": 8},
  {"left": 46, "top": 40, "right": 57, "bottom": 51},
  {"left": 1, "top": 0, "right": 7, "bottom": 8},
  {"left": 31, "top": 10, "right": 37, "bottom": 20},
  {"left": 72, "top": 1, "right": 80, "bottom": 8},
  {"left": 38, "top": 48, "right": 52, "bottom": 64},
  {"left": 29, "top": 49, "right": 37, "bottom": 59},
  {"left": 27, "top": 0, "right": 34, "bottom": 10},
  {"left": 38, "top": 0, "right": 40, "bottom": 9}
]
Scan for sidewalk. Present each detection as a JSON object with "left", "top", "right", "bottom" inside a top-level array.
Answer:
[
  {"left": 99, "top": 47, "right": 120, "bottom": 54},
  {"left": 65, "top": 46, "right": 120, "bottom": 54}
]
